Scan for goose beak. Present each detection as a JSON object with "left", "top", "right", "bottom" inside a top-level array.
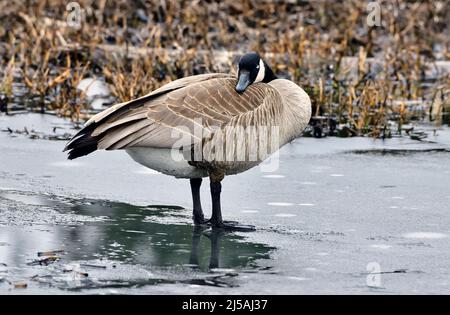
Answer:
[{"left": 235, "top": 71, "right": 250, "bottom": 94}]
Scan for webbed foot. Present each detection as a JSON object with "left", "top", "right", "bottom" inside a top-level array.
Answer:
[{"left": 211, "top": 220, "right": 256, "bottom": 232}]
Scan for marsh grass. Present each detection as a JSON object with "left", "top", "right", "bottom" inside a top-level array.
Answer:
[{"left": 0, "top": 0, "right": 448, "bottom": 137}]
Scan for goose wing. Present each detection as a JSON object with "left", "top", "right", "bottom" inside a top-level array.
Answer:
[{"left": 65, "top": 74, "right": 284, "bottom": 160}]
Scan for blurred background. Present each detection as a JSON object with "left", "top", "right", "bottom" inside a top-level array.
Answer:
[{"left": 0, "top": 0, "right": 449, "bottom": 137}]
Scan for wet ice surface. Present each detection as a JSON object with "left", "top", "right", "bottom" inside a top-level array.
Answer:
[
  {"left": 1, "top": 113, "right": 450, "bottom": 294},
  {"left": 0, "top": 191, "right": 272, "bottom": 293}
]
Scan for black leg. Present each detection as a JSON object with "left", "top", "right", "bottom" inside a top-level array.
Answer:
[
  {"left": 190, "top": 178, "right": 207, "bottom": 225},
  {"left": 210, "top": 180, "right": 223, "bottom": 226},
  {"left": 209, "top": 175, "right": 256, "bottom": 232}
]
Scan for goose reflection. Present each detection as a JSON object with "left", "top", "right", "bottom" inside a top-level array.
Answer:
[{"left": 189, "top": 226, "right": 225, "bottom": 269}]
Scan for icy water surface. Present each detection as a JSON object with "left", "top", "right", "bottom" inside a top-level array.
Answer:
[
  {"left": 1, "top": 113, "right": 450, "bottom": 294},
  {"left": 0, "top": 190, "right": 273, "bottom": 293}
]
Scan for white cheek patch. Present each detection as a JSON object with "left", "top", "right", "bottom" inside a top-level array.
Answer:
[{"left": 255, "top": 59, "right": 265, "bottom": 83}]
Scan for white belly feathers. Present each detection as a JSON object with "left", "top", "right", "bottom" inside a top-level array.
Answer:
[{"left": 126, "top": 147, "right": 208, "bottom": 179}]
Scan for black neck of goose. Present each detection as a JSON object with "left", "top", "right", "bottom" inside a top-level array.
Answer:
[{"left": 262, "top": 61, "right": 277, "bottom": 83}]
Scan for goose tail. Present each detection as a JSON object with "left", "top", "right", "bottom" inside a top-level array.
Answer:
[{"left": 63, "top": 124, "right": 100, "bottom": 160}]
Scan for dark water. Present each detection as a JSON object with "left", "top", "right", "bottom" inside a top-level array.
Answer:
[{"left": 0, "top": 190, "right": 273, "bottom": 292}]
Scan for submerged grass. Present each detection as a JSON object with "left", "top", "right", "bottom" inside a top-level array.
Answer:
[{"left": 0, "top": 0, "right": 449, "bottom": 137}]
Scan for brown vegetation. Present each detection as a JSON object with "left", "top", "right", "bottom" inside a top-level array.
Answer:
[{"left": 0, "top": 0, "right": 449, "bottom": 136}]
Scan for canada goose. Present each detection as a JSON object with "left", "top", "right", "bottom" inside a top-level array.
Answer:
[{"left": 64, "top": 52, "right": 311, "bottom": 231}]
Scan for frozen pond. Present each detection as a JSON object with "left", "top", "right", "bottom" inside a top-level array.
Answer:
[{"left": 1, "top": 114, "right": 450, "bottom": 294}]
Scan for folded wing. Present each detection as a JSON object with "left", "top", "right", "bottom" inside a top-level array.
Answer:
[{"left": 64, "top": 73, "right": 284, "bottom": 160}]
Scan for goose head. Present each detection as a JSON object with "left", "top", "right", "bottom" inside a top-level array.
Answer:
[{"left": 235, "top": 52, "right": 277, "bottom": 94}]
